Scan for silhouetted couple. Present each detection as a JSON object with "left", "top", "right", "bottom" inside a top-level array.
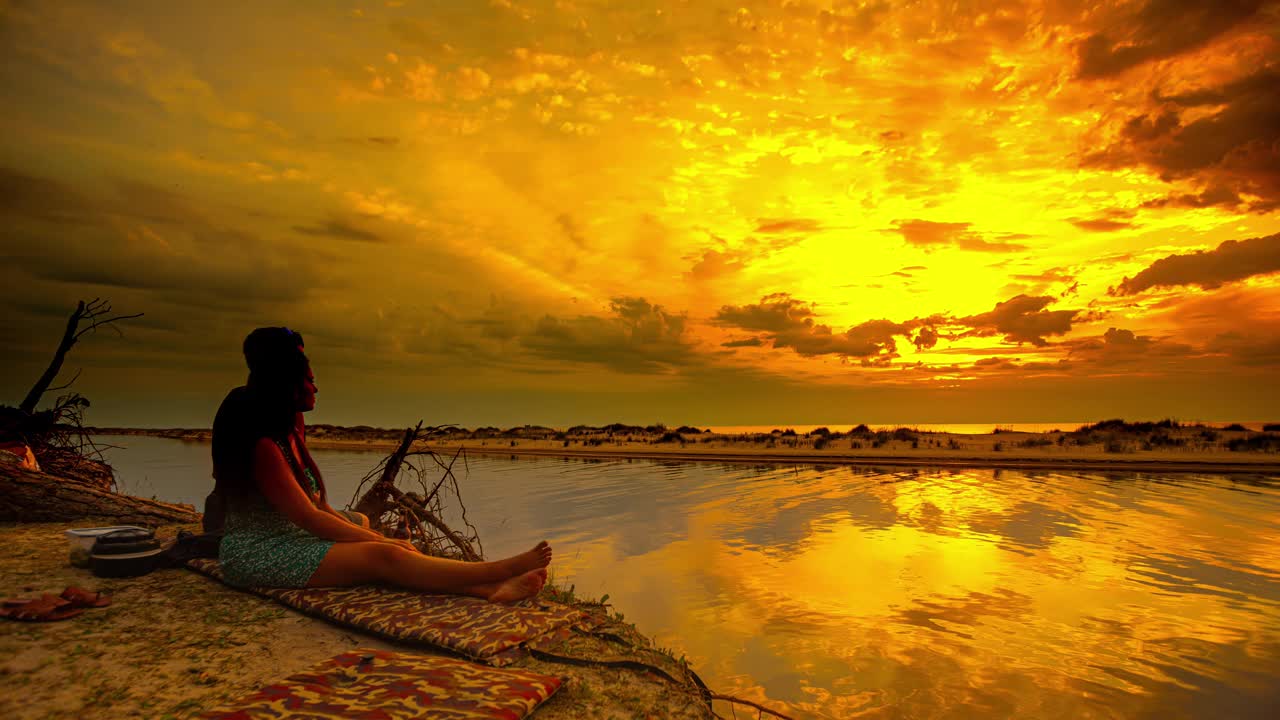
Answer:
[{"left": 203, "top": 327, "right": 550, "bottom": 601}]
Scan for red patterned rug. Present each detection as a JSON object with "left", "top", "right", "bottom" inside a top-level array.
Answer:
[
  {"left": 199, "top": 648, "right": 563, "bottom": 719},
  {"left": 188, "top": 559, "right": 596, "bottom": 666}
]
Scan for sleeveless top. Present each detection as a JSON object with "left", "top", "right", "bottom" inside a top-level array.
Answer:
[
  {"left": 275, "top": 437, "right": 323, "bottom": 501},
  {"left": 218, "top": 436, "right": 334, "bottom": 588}
]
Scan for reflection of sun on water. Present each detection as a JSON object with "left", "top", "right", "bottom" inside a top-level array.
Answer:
[
  {"left": 543, "top": 465, "right": 1279, "bottom": 718},
  {"left": 763, "top": 522, "right": 1007, "bottom": 619}
]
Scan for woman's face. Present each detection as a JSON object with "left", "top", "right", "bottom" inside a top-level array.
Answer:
[{"left": 297, "top": 356, "right": 317, "bottom": 412}]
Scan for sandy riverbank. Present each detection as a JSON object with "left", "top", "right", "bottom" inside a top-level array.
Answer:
[
  {"left": 98, "top": 422, "right": 1280, "bottom": 474},
  {"left": 0, "top": 521, "right": 712, "bottom": 720}
]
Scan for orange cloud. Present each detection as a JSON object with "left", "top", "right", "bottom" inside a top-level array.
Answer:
[
  {"left": 954, "top": 295, "right": 1077, "bottom": 347},
  {"left": 1074, "top": 0, "right": 1268, "bottom": 79},
  {"left": 1085, "top": 66, "right": 1280, "bottom": 212},
  {"left": 1111, "top": 233, "right": 1280, "bottom": 295},
  {"left": 893, "top": 220, "right": 1028, "bottom": 252},
  {"left": 713, "top": 294, "right": 911, "bottom": 361}
]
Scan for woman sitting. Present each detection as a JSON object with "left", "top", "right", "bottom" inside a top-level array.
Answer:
[{"left": 209, "top": 326, "right": 551, "bottom": 602}]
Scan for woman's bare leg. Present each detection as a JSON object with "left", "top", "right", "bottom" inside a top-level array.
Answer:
[{"left": 307, "top": 540, "right": 552, "bottom": 600}]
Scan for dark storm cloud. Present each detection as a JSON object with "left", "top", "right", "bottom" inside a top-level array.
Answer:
[
  {"left": 0, "top": 167, "right": 99, "bottom": 225},
  {"left": 1075, "top": 0, "right": 1266, "bottom": 79},
  {"left": 1206, "top": 331, "right": 1280, "bottom": 366},
  {"left": 1101, "top": 327, "right": 1151, "bottom": 349},
  {"left": 1159, "top": 289, "right": 1280, "bottom": 367},
  {"left": 713, "top": 294, "right": 909, "bottom": 360},
  {"left": 1068, "top": 327, "right": 1150, "bottom": 355},
  {"left": 465, "top": 306, "right": 523, "bottom": 341},
  {"left": 1111, "top": 233, "right": 1280, "bottom": 295},
  {"left": 518, "top": 296, "right": 695, "bottom": 373},
  {"left": 400, "top": 305, "right": 497, "bottom": 360},
  {"left": 293, "top": 219, "right": 384, "bottom": 243},
  {"left": 721, "top": 337, "right": 763, "bottom": 348},
  {"left": 955, "top": 294, "right": 1076, "bottom": 347},
  {"left": 912, "top": 325, "right": 939, "bottom": 350},
  {"left": 370, "top": 297, "right": 705, "bottom": 376},
  {"left": 713, "top": 293, "right": 816, "bottom": 333},
  {"left": 842, "top": 319, "right": 911, "bottom": 354},
  {"left": 0, "top": 168, "right": 323, "bottom": 312},
  {"left": 1058, "top": 327, "right": 1198, "bottom": 370},
  {"left": 972, "top": 356, "right": 1019, "bottom": 371},
  {"left": 1139, "top": 184, "right": 1244, "bottom": 211},
  {"left": 716, "top": 291, "right": 1083, "bottom": 359},
  {"left": 1085, "top": 66, "right": 1280, "bottom": 212},
  {"left": 893, "top": 219, "right": 1027, "bottom": 252},
  {"left": 112, "top": 179, "right": 203, "bottom": 225},
  {"left": 12, "top": 224, "right": 314, "bottom": 308}
]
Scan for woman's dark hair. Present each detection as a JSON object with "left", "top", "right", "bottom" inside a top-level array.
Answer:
[{"left": 211, "top": 327, "right": 317, "bottom": 503}]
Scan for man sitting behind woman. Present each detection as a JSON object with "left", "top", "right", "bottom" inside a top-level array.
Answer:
[{"left": 204, "top": 326, "right": 551, "bottom": 602}]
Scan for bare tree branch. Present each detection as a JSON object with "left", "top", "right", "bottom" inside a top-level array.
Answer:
[
  {"left": 20, "top": 299, "right": 143, "bottom": 414},
  {"left": 44, "top": 368, "right": 83, "bottom": 394}
]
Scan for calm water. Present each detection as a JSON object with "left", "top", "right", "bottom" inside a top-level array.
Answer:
[{"left": 97, "top": 435, "right": 1280, "bottom": 719}]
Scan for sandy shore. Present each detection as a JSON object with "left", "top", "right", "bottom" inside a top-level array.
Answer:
[
  {"left": 298, "top": 433, "right": 1280, "bottom": 475},
  {"left": 0, "top": 521, "right": 711, "bottom": 720},
  {"left": 91, "top": 424, "right": 1280, "bottom": 473},
  {"left": 342, "top": 440, "right": 1280, "bottom": 474}
]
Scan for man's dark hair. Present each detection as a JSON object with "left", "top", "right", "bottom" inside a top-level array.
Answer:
[{"left": 211, "top": 327, "right": 312, "bottom": 504}]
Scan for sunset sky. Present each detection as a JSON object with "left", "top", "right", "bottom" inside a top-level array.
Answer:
[{"left": 1, "top": 0, "right": 1277, "bottom": 429}]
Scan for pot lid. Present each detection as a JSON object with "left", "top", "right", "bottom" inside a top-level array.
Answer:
[{"left": 93, "top": 528, "right": 154, "bottom": 545}]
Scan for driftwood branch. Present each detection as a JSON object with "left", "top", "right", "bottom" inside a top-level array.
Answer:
[
  {"left": 351, "top": 424, "right": 419, "bottom": 523},
  {"left": 0, "top": 459, "right": 197, "bottom": 524}
]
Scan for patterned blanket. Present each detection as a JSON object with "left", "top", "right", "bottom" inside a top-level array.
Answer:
[
  {"left": 187, "top": 558, "right": 593, "bottom": 666},
  {"left": 199, "top": 648, "right": 564, "bottom": 719}
]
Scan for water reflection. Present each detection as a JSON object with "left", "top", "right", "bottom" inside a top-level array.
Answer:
[{"left": 97, "top": 437, "right": 1280, "bottom": 719}]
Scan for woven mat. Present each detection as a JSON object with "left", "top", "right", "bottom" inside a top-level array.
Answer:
[
  {"left": 188, "top": 558, "right": 594, "bottom": 666},
  {"left": 199, "top": 648, "right": 564, "bottom": 719}
]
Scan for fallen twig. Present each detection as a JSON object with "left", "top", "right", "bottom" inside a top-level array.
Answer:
[{"left": 707, "top": 693, "right": 798, "bottom": 720}]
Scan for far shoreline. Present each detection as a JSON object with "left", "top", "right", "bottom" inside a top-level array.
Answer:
[{"left": 88, "top": 422, "right": 1280, "bottom": 475}]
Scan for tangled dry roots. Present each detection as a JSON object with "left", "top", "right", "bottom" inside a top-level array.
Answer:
[{"left": 349, "top": 422, "right": 483, "bottom": 561}]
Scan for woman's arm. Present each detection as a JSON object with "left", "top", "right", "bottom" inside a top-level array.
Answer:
[
  {"left": 319, "top": 500, "right": 375, "bottom": 530},
  {"left": 293, "top": 415, "right": 381, "bottom": 534},
  {"left": 253, "top": 438, "right": 389, "bottom": 543}
]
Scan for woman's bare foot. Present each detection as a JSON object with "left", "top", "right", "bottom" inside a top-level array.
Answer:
[
  {"left": 487, "top": 569, "right": 547, "bottom": 604},
  {"left": 503, "top": 541, "right": 552, "bottom": 577}
]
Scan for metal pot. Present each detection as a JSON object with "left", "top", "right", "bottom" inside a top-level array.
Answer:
[{"left": 90, "top": 528, "right": 162, "bottom": 578}]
